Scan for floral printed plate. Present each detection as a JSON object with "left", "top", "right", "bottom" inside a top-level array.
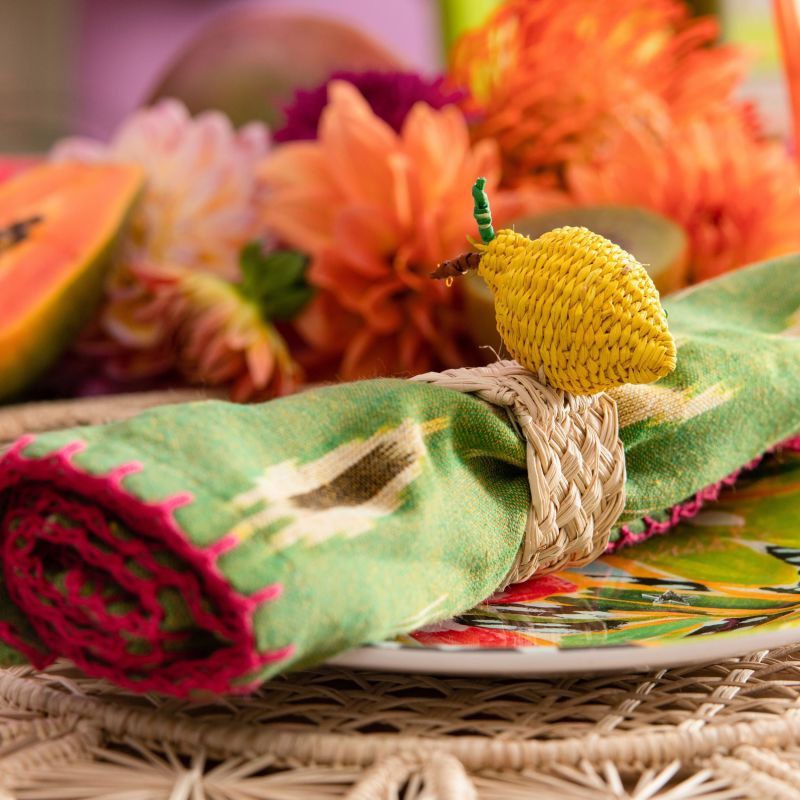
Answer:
[{"left": 331, "top": 449, "right": 800, "bottom": 675}]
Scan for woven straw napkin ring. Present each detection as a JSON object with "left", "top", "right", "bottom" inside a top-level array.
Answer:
[{"left": 413, "top": 360, "right": 626, "bottom": 588}]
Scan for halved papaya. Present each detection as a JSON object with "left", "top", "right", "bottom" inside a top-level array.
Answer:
[{"left": 0, "top": 162, "right": 143, "bottom": 399}]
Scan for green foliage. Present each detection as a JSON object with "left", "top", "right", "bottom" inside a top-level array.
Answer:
[{"left": 239, "top": 242, "right": 314, "bottom": 321}]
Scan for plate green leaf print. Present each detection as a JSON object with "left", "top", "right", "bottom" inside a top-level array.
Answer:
[{"left": 333, "top": 450, "right": 800, "bottom": 674}]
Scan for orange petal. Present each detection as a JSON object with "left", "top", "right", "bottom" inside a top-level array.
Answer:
[
  {"left": 340, "top": 326, "right": 400, "bottom": 380},
  {"left": 352, "top": 280, "right": 405, "bottom": 333},
  {"left": 295, "top": 292, "right": 359, "bottom": 354},
  {"left": 259, "top": 142, "right": 338, "bottom": 194},
  {"left": 260, "top": 194, "right": 338, "bottom": 254},
  {"left": 321, "top": 81, "right": 400, "bottom": 214},
  {"left": 310, "top": 250, "right": 374, "bottom": 297},
  {"left": 103, "top": 297, "right": 164, "bottom": 349},
  {"left": 331, "top": 205, "right": 398, "bottom": 278},
  {"left": 245, "top": 335, "right": 276, "bottom": 389},
  {"left": 403, "top": 103, "right": 468, "bottom": 208},
  {"left": 259, "top": 144, "right": 340, "bottom": 252}
]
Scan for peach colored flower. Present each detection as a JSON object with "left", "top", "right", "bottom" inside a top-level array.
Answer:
[
  {"left": 122, "top": 262, "right": 301, "bottom": 401},
  {"left": 51, "top": 99, "right": 270, "bottom": 363},
  {"left": 258, "top": 81, "right": 533, "bottom": 379},
  {"left": 53, "top": 99, "right": 268, "bottom": 280},
  {"left": 50, "top": 100, "right": 304, "bottom": 398},
  {"left": 449, "top": 0, "right": 746, "bottom": 188},
  {"left": 566, "top": 106, "right": 800, "bottom": 281}
]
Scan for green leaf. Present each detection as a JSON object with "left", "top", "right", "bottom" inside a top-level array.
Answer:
[
  {"left": 262, "top": 285, "right": 315, "bottom": 321},
  {"left": 238, "top": 242, "right": 314, "bottom": 321},
  {"left": 261, "top": 251, "right": 307, "bottom": 291}
]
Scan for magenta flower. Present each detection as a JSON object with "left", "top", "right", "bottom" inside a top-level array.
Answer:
[{"left": 274, "top": 70, "right": 465, "bottom": 142}]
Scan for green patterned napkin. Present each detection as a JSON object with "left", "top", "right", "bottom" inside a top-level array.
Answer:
[
  {"left": 0, "top": 255, "right": 798, "bottom": 696},
  {"left": 611, "top": 255, "right": 800, "bottom": 543}
]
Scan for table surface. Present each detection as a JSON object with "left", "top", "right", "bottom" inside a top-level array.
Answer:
[{"left": 0, "top": 648, "right": 799, "bottom": 799}]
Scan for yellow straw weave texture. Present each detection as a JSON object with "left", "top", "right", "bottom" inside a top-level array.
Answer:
[{"left": 478, "top": 226, "right": 676, "bottom": 395}]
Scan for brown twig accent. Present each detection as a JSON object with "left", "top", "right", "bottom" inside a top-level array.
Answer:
[{"left": 430, "top": 251, "right": 481, "bottom": 280}]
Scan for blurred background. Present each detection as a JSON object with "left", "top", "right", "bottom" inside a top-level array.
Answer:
[
  {"left": 2, "top": 0, "right": 799, "bottom": 403},
  {"left": 0, "top": 0, "right": 788, "bottom": 151}
]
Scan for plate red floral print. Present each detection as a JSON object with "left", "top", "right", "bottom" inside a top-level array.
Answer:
[{"left": 332, "top": 450, "right": 800, "bottom": 675}]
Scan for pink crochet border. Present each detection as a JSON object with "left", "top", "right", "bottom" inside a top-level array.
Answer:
[
  {"left": 0, "top": 435, "right": 294, "bottom": 696},
  {"left": 607, "top": 435, "right": 800, "bottom": 553},
  {"left": 2, "top": 431, "right": 798, "bottom": 693}
]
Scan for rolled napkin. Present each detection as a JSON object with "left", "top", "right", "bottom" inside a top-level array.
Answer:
[
  {"left": 0, "top": 254, "right": 799, "bottom": 696},
  {"left": 0, "top": 378, "right": 533, "bottom": 695},
  {"left": 609, "top": 254, "right": 800, "bottom": 547}
]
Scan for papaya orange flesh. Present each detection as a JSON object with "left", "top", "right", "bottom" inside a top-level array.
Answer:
[{"left": 0, "top": 162, "right": 143, "bottom": 399}]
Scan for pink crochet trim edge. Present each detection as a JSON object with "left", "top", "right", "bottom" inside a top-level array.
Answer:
[
  {"left": 607, "top": 435, "right": 800, "bottom": 554},
  {"left": 0, "top": 436, "right": 294, "bottom": 696}
]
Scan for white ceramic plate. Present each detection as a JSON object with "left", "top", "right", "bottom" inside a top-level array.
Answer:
[{"left": 332, "top": 452, "right": 800, "bottom": 675}]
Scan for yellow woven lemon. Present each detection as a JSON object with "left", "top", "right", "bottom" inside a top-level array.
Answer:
[{"left": 433, "top": 180, "right": 676, "bottom": 395}]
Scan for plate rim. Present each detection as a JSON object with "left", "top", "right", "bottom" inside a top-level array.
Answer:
[{"left": 329, "top": 623, "right": 800, "bottom": 675}]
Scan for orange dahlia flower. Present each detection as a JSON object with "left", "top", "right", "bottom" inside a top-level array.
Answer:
[
  {"left": 258, "top": 80, "right": 532, "bottom": 379},
  {"left": 450, "top": 0, "right": 746, "bottom": 188},
  {"left": 566, "top": 106, "right": 800, "bottom": 281}
]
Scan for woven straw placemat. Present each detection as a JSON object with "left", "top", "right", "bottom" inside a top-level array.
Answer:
[
  {"left": 1, "top": 393, "right": 800, "bottom": 798},
  {"left": 1, "top": 650, "right": 800, "bottom": 799}
]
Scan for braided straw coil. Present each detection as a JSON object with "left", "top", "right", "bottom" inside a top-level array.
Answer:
[
  {"left": 412, "top": 360, "right": 625, "bottom": 584},
  {"left": 2, "top": 652, "right": 800, "bottom": 798},
  {"left": 0, "top": 389, "right": 222, "bottom": 445}
]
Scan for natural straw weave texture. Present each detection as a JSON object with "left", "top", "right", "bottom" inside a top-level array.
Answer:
[
  {"left": 0, "top": 393, "right": 798, "bottom": 798},
  {"left": 2, "top": 650, "right": 800, "bottom": 798},
  {"left": 0, "top": 388, "right": 222, "bottom": 445},
  {"left": 412, "top": 360, "right": 625, "bottom": 584}
]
